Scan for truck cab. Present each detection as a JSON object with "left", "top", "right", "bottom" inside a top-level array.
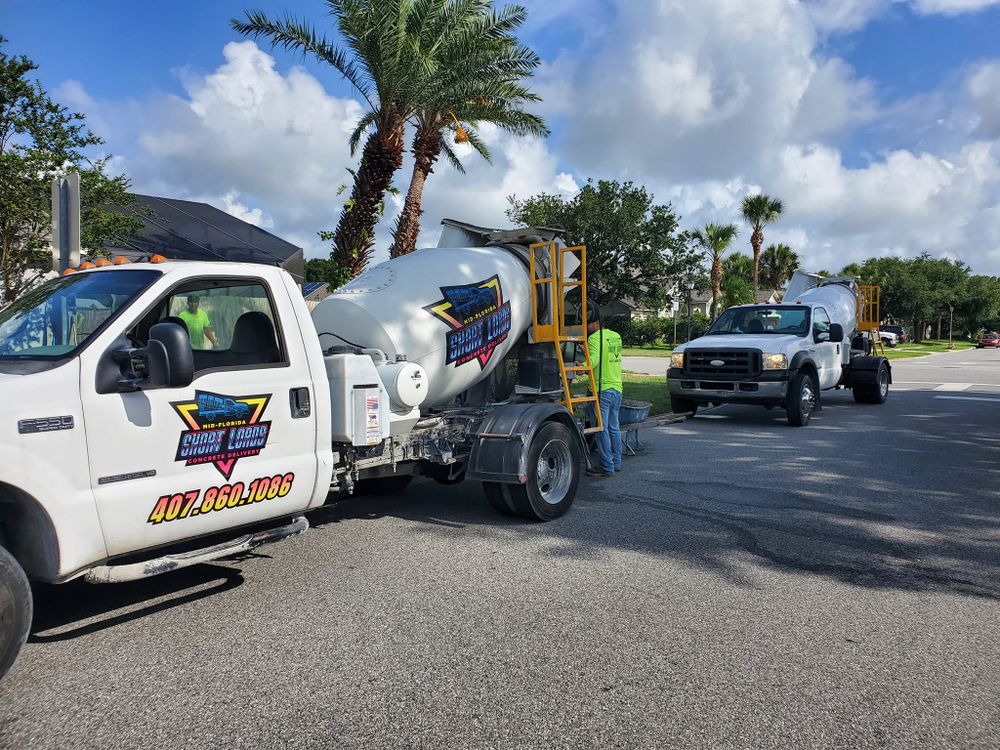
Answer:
[
  {"left": 668, "top": 292, "right": 891, "bottom": 426},
  {"left": 0, "top": 262, "right": 334, "bottom": 584}
]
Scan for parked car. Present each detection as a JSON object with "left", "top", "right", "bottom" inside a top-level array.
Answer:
[
  {"left": 880, "top": 324, "right": 907, "bottom": 343},
  {"left": 865, "top": 329, "right": 899, "bottom": 347},
  {"left": 977, "top": 332, "right": 1000, "bottom": 348}
]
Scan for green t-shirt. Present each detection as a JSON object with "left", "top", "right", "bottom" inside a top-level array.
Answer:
[
  {"left": 587, "top": 327, "right": 623, "bottom": 393},
  {"left": 178, "top": 308, "right": 212, "bottom": 348}
]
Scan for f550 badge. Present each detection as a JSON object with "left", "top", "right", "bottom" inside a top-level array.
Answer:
[{"left": 170, "top": 390, "right": 271, "bottom": 479}]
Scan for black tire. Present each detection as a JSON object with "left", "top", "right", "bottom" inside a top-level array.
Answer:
[
  {"left": 670, "top": 396, "right": 698, "bottom": 418},
  {"left": 482, "top": 482, "right": 517, "bottom": 516},
  {"left": 786, "top": 370, "right": 818, "bottom": 426},
  {"left": 502, "top": 421, "right": 582, "bottom": 521},
  {"left": 0, "top": 545, "right": 31, "bottom": 680},
  {"left": 357, "top": 475, "right": 414, "bottom": 495},
  {"left": 853, "top": 361, "right": 890, "bottom": 404},
  {"left": 881, "top": 337, "right": 897, "bottom": 348}
]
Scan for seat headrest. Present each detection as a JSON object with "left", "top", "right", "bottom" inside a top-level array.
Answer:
[{"left": 231, "top": 311, "right": 277, "bottom": 354}]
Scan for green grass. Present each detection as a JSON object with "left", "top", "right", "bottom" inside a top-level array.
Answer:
[
  {"left": 572, "top": 373, "right": 670, "bottom": 417},
  {"left": 621, "top": 343, "right": 674, "bottom": 357},
  {"left": 883, "top": 338, "right": 976, "bottom": 360}
]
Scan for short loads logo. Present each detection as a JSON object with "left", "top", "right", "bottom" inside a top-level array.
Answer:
[
  {"left": 170, "top": 390, "right": 272, "bottom": 479},
  {"left": 423, "top": 274, "right": 512, "bottom": 368}
]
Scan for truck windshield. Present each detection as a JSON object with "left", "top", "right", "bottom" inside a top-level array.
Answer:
[
  {"left": 706, "top": 306, "right": 811, "bottom": 337},
  {"left": 0, "top": 270, "right": 159, "bottom": 360}
]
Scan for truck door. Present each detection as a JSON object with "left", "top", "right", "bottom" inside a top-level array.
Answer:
[
  {"left": 79, "top": 276, "right": 319, "bottom": 557},
  {"left": 811, "top": 307, "right": 840, "bottom": 389}
]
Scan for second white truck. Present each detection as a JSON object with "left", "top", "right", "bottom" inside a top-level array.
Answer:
[{"left": 668, "top": 273, "right": 892, "bottom": 426}]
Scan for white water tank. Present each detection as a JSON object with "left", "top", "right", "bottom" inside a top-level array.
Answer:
[{"left": 311, "top": 246, "right": 534, "bottom": 407}]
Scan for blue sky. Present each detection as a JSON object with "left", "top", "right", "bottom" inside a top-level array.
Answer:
[{"left": 4, "top": 0, "right": 1000, "bottom": 274}]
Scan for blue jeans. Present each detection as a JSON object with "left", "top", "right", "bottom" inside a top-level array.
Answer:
[{"left": 596, "top": 389, "right": 623, "bottom": 473}]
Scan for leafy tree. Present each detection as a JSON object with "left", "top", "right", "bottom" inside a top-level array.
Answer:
[
  {"left": 759, "top": 243, "right": 799, "bottom": 290},
  {"left": 690, "top": 223, "right": 738, "bottom": 318},
  {"left": 390, "top": 2, "right": 548, "bottom": 257},
  {"left": 304, "top": 255, "right": 352, "bottom": 290},
  {"left": 740, "top": 193, "right": 783, "bottom": 297},
  {"left": 0, "top": 38, "right": 142, "bottom": 302},
  {"left": 234, "top": 1, "right": 435, "bottom": 277},
  {"left": 506, "top": 179, "right": 694, "bottom": 312},
  {"left": 721, "top": 253, "right": 754, "bottom": 308}
]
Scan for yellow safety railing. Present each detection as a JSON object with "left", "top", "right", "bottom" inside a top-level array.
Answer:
[
  {"left": 528, "top": 241, "right": 603, "bottom": 434},
  {"left": 858, "top": 284, "right": 884, "bottom": 356}
]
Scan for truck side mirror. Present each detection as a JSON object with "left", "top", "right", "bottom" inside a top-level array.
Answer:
[
  {"left": 828, "top": 323, "right": 845, "bottom": 343},
  {"left": 107, "top": 322, "right": 194, "bottom": 393},
  {"left": 146, "top": 322, "right": 194, "bottom": 388}
]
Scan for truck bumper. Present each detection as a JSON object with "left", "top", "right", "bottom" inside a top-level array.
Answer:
[{"left": 667, "top": 368, "right": 790, "bottom": 405}]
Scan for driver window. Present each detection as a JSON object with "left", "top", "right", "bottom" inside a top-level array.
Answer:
[
  {"left": 813, "top": 308, "right": 831, "bottom": 337},
  {"left": 134, "top": 279, "right": 287, "bottom": 374}
]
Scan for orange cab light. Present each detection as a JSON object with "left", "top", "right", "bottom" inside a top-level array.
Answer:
[
  {"left": 62, "top": 268, "right": 76, "bottom": 275},
  {"left": 78, "top": 261, "right": 95, "bottom": 270},
  {"left": 149, "top": 254, "right": 168, "bottom": 264},
  {"left": 112, "top": 256, "right": 131, "bottom": 265},
  {"left": 95, "top": 258, "right": 112, "bottom": 267}
]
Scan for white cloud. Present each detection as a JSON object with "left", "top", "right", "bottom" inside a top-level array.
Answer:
[{"left": 909, "top": 0, "right": 1000, "bottom": 14}]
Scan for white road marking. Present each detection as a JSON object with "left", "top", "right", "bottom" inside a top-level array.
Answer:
[
  {"left": 934, "top": 395, "right": 1000, "bottom": 403},
  {"left": 934, "top": 383, "right": 971, "bottom": 391},
  {"left": 894, "top": 381, "right": 1000, "bottom": 388}
]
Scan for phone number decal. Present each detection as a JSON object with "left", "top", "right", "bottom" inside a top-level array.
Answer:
[{"left": 147, "top": 473, "right": 295, "bottom": 525}]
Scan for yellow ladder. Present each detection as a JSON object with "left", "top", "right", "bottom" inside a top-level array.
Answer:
[
  {"left": 858, "top": 284, "right": 884, "bottom": 356},
  {"left": 528, "top": 241, "right": 603, "bottom": 434}
]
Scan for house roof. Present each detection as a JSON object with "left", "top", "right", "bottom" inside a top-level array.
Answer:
[{"left": 104, "top": 194, "right": 302, "bottom": 268}]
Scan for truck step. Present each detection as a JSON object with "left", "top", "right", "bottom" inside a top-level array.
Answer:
[{"left": 83, "top": 516, "right": 309, "bottom": 584}]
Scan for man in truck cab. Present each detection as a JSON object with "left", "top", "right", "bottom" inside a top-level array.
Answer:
[
  {"left": 585, "top": 307, "right": 624, "bottom": 477},
  {"left": 178, "top": 295, "right": 218, "bottom": 349}
]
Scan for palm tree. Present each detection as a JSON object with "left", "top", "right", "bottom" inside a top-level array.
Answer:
[
  {"left": 390, "top": 5, "right": 548, "bottom": 257},
  {"left": 721, "top": 253, "right": 755, "bottom": 308},
  {"left": 232, "top": 1, "right": 445, "bottom": 277},
  {"left": 760, "top": 243, "right": 799, "bottom": 290},
  {"left": 740, "top": 193, "right": 783, "bottom": 297},
  {"left": 690, "top": 223, "right": 739, "bottom": 318}
]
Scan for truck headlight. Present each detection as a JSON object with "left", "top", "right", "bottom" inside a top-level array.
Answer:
[
  {"left": 762, "top": 353, "right": 787, "bottom": 370},
  {"left": 671, "top": 352, "right": 684, "bottom": 368}
]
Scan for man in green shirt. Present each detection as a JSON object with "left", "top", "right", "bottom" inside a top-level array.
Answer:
[
  {"left": 178, "top": 295, "right": 218, "bottom": 349},
  {"left": 585, "top": 306, "right": 623, "bottom": 477}
]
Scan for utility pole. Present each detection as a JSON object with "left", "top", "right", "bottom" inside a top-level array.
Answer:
[
  {"left": 51, "top": 173, "right": 81, "bottom": 272},
  {"left": 948, "top": 304, "right": 954, "bottom": 350},
  {"left": 684, "top": 279, "right": 695, "bottom": 342}
]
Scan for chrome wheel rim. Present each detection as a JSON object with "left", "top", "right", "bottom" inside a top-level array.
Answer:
[
  {"left": 536, "top": 439, "right": 573, "bottom": 505},
  {"left": 801, "top": 380, "right": 816, "bottom": 417},
  {"left": 879, "top": 368, "right": 889, "bottom": 398}
]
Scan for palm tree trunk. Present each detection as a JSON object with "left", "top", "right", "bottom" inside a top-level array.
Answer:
[
  {"left": 333, "top": 123, "right": 405, "bottom": 277},
  {"left": 751, "top": 227, "right": 763, "bottom": 298},
  {"left": 391, "top": 126, "right": 442, "bottom": 258},
  {"left": 710, "top": 253, "right": 722, "bottom": 319}
]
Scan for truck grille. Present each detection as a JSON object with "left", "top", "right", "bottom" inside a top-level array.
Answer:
[{"left": 684, "top": 349, "right": 761, "bottom": 378}]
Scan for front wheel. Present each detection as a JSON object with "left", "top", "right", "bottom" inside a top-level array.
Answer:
[
  {"left": 486, "top": 421, "right": 582, "bottom": 521},
  {"left": 0, "top": 545, "right": 32, "bottom": 680},
  {"left": 670, "top": 395, "right": 698, "bottom": 418},
  {"left": 786, "top": 371, "right": 817, "bottom": 426}
]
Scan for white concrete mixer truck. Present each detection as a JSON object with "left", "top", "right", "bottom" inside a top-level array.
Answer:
[
  {"left": 0, "top": 222, "right": 593, "bottom": 678},
  {"left": 667, "top": 272, "right": 892, "bottom": 426}
]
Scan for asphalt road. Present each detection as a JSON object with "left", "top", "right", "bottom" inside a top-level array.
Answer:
[{"left": 1, "top": 350, "right": 998, "bottom": 749}]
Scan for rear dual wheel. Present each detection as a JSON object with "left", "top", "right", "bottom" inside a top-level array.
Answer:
[
  {"left": 482, "top": 421, "right": 581, "bottom": 521},
  {"left": 853, "top": 361, "right": 890, "bottom": 404}
]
